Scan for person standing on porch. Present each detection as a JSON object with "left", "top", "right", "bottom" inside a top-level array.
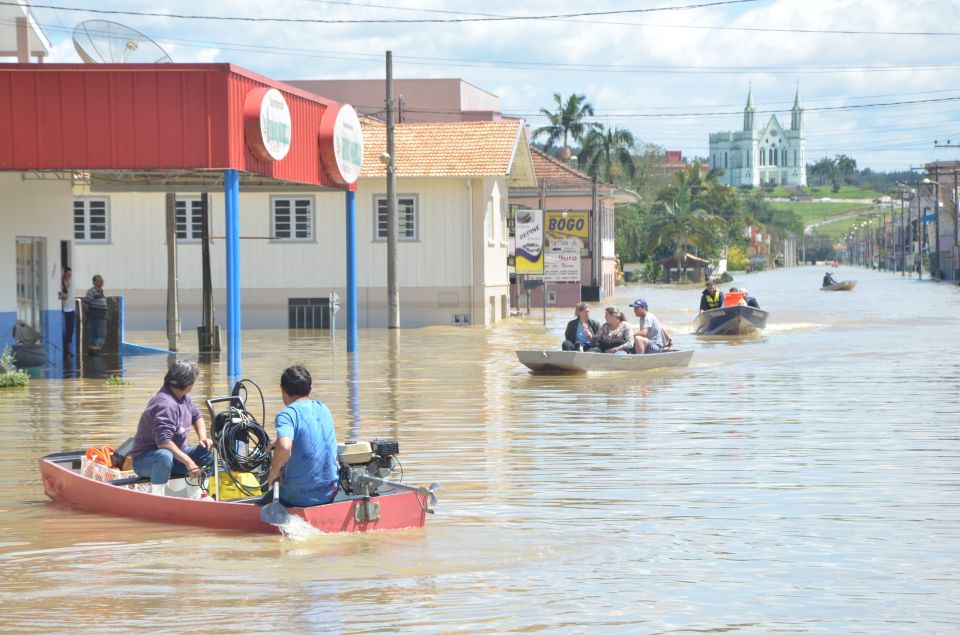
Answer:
[
  {"left": 82, "top": 274, "right": 108, "bottom": 356},
  {"left": 58, "top": 266, "right": 74, "bottom": 356}
]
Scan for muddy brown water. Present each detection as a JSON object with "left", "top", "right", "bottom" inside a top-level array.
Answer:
[{"left": 1, "top": 266, "right": 958, "bottom": 633}]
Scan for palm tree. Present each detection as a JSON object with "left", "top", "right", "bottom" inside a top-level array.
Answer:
[
  {"left": 579, "top": 125, "right": 636, "bottom": 183},
  {"left": 533, "top": 93, "right": 598, "bottom": 160},
  {"left": 646, "top": 177, "right": 724, "bottom": 282}
]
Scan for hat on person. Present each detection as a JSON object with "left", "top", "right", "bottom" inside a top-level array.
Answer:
[
  {"left": 629, "top": 298, "right": 648, "bottom": 308},
  {"left": 739, "top": 288, "right": 748, "bottom": 294}
]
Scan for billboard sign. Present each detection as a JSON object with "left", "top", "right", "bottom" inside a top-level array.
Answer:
[
  {"left": 515, "top": 209, "right": 544, "bottom": 274},
  {"left": 544, "top": 239, "right": 581, "bottom": 282}
]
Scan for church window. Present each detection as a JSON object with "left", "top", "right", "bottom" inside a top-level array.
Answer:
[
  {"left": 769, "top": 148, "right": 775, "bottom": 166},
  {"left": 794, "top": 150, "right": 798, "bottom": 165},
  {"left": 724, "top": 152, "right": 728, "bottom": 169},
  {"left": 759, "top": 150, "right": 764, "bottom": 166},
  {"left": 782, "top": 149, "right": 787, "bottom": 166},
  {"left": 747, "top": 150, "right": 751, "bottom": 165}
]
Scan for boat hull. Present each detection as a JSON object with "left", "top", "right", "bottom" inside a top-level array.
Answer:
[
  {"left": 821, "top": 280, "right": 856, "bottom": 291},
  {"left": 39, "top": 456, "right": 427, "bottom": 533},
  {"left": 516, "top": 349, "right": 693, "bottom": 374},
  {"left": 693, "top": 305, "right": 769, "bottom": 335}
]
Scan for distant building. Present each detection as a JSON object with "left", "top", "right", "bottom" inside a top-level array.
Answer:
[
  {"left": 709, "top": 88, "right": 806, "bottom": 188},
  {"left": 285, "top": 78, "right": 503, "bottom": 123}
]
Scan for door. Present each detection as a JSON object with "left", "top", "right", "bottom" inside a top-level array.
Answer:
[{"left": 15, "top": 237, "right": 46, "bottom": 333}]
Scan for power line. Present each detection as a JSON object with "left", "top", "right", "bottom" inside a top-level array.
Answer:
[{"left": 2, "top": 0, "right": 764, "bottom": 24}]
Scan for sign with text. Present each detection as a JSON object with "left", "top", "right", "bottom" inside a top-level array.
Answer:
[
  {"left": 515, "top": 209, "right": 544, "bottom": 274},
  {"left": 544, "top": 239, "right": 581, "bottom": 282},
  {"left": 545, "top": 211, "right": 589, "bottom": 248}
]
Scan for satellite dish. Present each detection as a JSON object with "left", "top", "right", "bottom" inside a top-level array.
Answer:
[{"left": 72, "top": 20, "right": 173, "bottom": 64}]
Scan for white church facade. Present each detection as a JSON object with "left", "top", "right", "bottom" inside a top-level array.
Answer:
[{"left": 708, "top": 89, "right": 806, "bottom": 188}]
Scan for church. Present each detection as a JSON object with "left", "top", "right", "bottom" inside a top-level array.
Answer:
[{"left": 708, "top": 88, "right": 806, "bottom": 188}]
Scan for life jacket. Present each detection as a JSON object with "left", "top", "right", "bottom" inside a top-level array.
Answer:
[{"left": 704, "top": 289, "right": 722, "bottom": 309}]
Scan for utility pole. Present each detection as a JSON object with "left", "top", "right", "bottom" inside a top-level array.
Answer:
[{"left": 386, "top": 51, "right": 399, "bottom": 328}]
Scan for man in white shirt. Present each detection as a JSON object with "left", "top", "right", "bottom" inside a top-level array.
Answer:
[{"left": 629, "top": 298, "right": 673, "bottom": 354}]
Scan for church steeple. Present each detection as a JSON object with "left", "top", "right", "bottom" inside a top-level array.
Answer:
[
  {"left": 791, "top": 86, "right": 803, "bottom": 131},
  {"left": 743, "top": 86, "right": 755, "bottom": 131}
]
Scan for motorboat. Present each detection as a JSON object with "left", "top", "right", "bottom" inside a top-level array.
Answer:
[
  {"left": 693, "top": 305, "right": 769, "bottom": 336},
  {"left": 821, "top": 280, "right": 856, "bottom": 291},
  {"left": 516, "top": 349, "right": 693, "bottom": 374}
]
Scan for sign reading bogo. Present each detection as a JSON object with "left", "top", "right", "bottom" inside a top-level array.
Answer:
[{"left": 244, "top": 87, "right": 292, "bottom": 161}]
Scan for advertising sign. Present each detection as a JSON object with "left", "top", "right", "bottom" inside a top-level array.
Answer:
[
  {"left": 544, "top": 239, "right": 581, "bottom": 282},
  {"left": 545, "top": 211, "right": 589, "bottom": 248},
  {"left": 243, "top": 87, "right": 292, "bottom": 161},
  {"left": 515, "top": 209, "right": 544, "bottom": 274},
  {"left": 319, "top": 104, "right": 364, "bottom": 186}
]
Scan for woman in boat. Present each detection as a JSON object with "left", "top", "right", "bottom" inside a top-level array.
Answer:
[
  {"left": 562, "top": 302, "right": 601, "bottom": 351},
  {"left": 593, "top": 306, "right": 634, "bottom": 354},
  {"left": 129, "top": 359, "right": 214, "bottom": 495}
]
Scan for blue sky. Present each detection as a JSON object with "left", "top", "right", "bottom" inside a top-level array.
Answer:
[{"left": 27, "top": 0, "right": 960, "bottom": 171}]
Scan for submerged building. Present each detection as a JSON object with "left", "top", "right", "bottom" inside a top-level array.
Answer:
[{"left": 708, "top": 88, "right": 806, "bottom": 188}]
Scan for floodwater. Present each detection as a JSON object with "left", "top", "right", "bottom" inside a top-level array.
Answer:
[{"left": 1, "top": 266, "right": 959, "bottom": 634}]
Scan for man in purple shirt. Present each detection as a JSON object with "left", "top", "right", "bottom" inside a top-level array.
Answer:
[{"left": 131, "top": 360, "right": 213, "bottom": 492}]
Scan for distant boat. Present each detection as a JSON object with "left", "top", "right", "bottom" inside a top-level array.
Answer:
[
  {"left": 516, "top": 349, "right": 693, "bottom": 374},
  {"left": 821, "top": 280, "right": 856, "bottom": 291},
  {"left": 693, "top": 305, "right": 769, "bottom": 336}
]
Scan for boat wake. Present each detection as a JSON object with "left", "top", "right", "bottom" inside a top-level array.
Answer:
[
  {"left": 764, "top": 321, "right": 820, "bottom": 333},
  {"left": 277, "top": 515, "right": 322, "bottom": 541}
]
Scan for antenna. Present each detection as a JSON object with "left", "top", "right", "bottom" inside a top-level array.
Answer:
[{"left": 72, "top": 20, "right": 172, "bottom": 64}]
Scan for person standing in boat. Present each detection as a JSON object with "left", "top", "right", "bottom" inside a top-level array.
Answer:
[
  {"left": 629, "top": 298, "right": 673, "bottom": 354},
  {"left": 823, "top": 272, "right": 837, "bottom": 287},
  {"left": 130, "top": 360, "right": 214, "bottom": 494},
  {"left": 699, "top": 280, "right": 724, "bottom": 313},
  {"left": 82, "top": 274, "right": 108, "bottom": 356},
  {"left": 263, "top": 365, "right": 340, "bottom": 507},
  {"left": 562, "top": 302, "right": 601, "bottom": 352}
]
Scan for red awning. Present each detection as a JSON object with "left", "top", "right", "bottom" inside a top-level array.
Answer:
[{"left": 0, "top": 63, "right": 349, "bottom": 189}]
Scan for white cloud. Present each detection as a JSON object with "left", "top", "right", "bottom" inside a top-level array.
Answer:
[{"left": 21, "top": 0, "right": 960, "bottom": 169}]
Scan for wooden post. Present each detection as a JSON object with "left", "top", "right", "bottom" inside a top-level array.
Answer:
[{"left": 165, "top": 193, "right": 180, "bottom": 351}]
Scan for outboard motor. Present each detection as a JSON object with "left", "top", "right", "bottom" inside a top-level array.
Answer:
[{"left": 337, "top": 439, "right": 401, "bottom": 495}]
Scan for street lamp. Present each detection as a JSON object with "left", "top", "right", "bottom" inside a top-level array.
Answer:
[{"left": 921, "top": 177, "right": 941, "bottom": 281}]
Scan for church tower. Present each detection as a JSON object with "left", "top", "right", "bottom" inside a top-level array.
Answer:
[
  {"left": 791, "top": 87, "right": 803, "bottom": 131},
  {"left": 743, "top": 87, "right": 755, "bottom": 131}
]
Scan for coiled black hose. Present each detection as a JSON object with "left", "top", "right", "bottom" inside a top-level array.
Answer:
[{"left": 213, "top": 407, "right": 272, "bottom": 496}]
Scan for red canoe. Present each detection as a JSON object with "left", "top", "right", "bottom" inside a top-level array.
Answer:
[{"left": 39, "top": 453, "right": 429, "bottom": 534}]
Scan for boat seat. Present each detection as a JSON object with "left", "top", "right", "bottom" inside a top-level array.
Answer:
[{"left": 109, "top": 475, "right": 151, "bottom": 487}]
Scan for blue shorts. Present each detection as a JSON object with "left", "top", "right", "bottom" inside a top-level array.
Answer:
[{"left": 645, "top": 341, "right": 663, "bottom": 354}]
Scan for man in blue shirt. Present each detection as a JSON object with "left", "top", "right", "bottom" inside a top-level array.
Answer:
[{"left": 265, "top": 365, "right": 340, "bottom": 507}]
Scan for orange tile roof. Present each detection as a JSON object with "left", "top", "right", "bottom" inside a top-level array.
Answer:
[
  {"left": 529, "top": 148, "right": 613, "bottom": 191},
  {"left": 359, "top": 119, "right": 523, "bottom": 178}
]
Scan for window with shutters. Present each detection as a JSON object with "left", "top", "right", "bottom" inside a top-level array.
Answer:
[
  {"left": 271, "top": 196, "right": 315, "bottom": 241},
  {"left": 374, "top": 195, "right": 418, "bottom": 241},
  {"left": 73, "top": 198, "right": 110, "bottom": 243}
]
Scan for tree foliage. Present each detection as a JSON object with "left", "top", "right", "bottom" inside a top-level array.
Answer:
[
  {"left": 579, "top": 125, "right": 636, "bottom": 184},
  {"left": 532, "top": 93, "right": 599, "bottom": 158}
]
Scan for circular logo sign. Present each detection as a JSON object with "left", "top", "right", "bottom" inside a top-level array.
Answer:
[
  {"left": 243, "top": 87, "right": 292, "bottom": 161},
  {"left": 319, "top": 104, "right": 364, "bottom": 186}
]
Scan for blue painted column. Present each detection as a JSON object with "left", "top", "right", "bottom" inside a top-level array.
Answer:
[
  {"left": 346, "top": 189, "right": 358, "bottom": 353},
  {"left": 224, "top": 169, "right": 241, "bottom": 384}
]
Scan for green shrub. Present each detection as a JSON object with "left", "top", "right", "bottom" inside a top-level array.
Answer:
[
  {"left": 107, "top": 375, "right": 131, "bottom": 386},
  {"left": 642, "top": 261, "right": 664, "bottom": 283},
  {"left": 727, "top": 245, "right": 749, "bottom": 271},
  {"left": 0, "top": 347, "right": 29, "bottom": 387}
]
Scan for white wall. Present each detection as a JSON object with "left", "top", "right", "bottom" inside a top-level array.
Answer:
[
  {"left": 70, "top": 175, "right": 512, "bottom": 328},
  {"left": 0, "top": 173, "right": 73, "bottom": 313}
]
